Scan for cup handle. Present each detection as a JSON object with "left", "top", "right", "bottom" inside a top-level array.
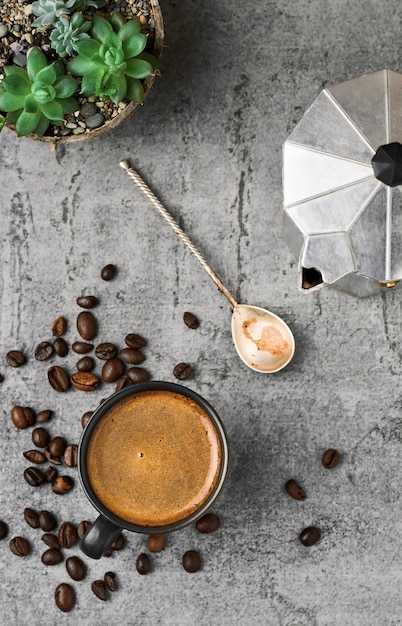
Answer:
[{"left": 80, "top": 514, "right": 123, "bottom": 560}]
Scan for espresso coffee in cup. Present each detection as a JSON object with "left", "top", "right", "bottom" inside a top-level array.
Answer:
[{"left": 78, "top": 382, "right": 228, "bottom": 559}]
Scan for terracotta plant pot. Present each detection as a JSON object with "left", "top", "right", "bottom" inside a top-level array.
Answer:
[{"left": 2, "top": 0, "right": 164, "bottom": 145}]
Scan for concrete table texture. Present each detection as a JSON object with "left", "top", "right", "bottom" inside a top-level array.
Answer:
[{"left": 1, "top": 0, "right": 402, "bottom": 624}]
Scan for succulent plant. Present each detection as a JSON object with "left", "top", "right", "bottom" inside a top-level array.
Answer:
[
  {"left": 0, "top": 47, "right": 79, "bottom": 137},
  {"left": 50, "top": 13, "right": 91, "bottom": 57},
  {"left": 67, "top": 14, "right": 159, "bottom": 104},
  {"left": 74, "top": 0, "right": 106, "bottom": 9},
  {"left": 32, "top": 0, "right": 105, "bottom": 28},
  {"left": 32, "top": 0, "right": 77, "bottom": 27}
]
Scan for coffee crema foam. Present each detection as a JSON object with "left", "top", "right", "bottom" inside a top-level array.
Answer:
[{"left": 86, "top": 390, "right": 222, "bottom": 527}]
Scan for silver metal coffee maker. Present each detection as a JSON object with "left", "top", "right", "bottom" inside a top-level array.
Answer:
[{"left": 283, "top": 69, "right": 402, "bottom": 297}]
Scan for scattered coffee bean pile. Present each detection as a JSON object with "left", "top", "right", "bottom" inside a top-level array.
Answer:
[
  {"left": 0, "top": 264, "right": 220, "bottom": 613},
  {"left": 285, "top": 447, "right": 341, "bottom": 546}
]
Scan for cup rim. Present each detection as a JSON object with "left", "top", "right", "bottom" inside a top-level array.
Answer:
[{"left": 78, "top": 381, "right": 228, "bottom": 534}]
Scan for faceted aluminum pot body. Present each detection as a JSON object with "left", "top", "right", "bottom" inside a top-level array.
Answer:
[{"left": 283, "top": 69, "right": 402, "bottom": 296}]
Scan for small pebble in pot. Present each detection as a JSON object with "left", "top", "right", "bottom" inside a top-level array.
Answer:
[
  {"left": 321, "top": 448, "right": 341, "bottom": 469},
  {"left": 182, "top": 550, "right": 201, "bottom": 573},
  {"left": 299, "top": 526, "right": 321, "bottom": 547},
  {"left": 101, "top": 264, "right": 117, "bottom": 281},
  {"left": 86, "top": 112, "right": 105, "bottom": 129}
]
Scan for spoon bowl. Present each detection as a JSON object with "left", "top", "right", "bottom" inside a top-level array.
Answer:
[
  {"left": 231, "top": 304, "right": 295, "bottom": 373},
  {"left": 120, "top": 160, "right": 296, "bottom": 373}
]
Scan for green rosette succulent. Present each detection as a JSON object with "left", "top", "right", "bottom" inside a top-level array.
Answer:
[
  {"left": 51, "top": 13, "right": 91, "bottom": 57},
  {"left": 32, "top": 0, "right": 77, "bottom": 28},
  {"left": 32, "top": 0, "right": 105, "bottom": 28},
  {"left": 67, "top": 14, "right": 159, "bottom": 104},
  {"left": 0, "top": 47, "right": 79, "bottom": 137}
]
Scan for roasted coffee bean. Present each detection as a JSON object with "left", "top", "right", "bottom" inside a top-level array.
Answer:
[
  {"left": 39, "top": 511, "right": 57, "bottom": 532},
  {"left": 120, "top": 348, "right": 145, "bottom": 364},
  {"left": 34, "top": 341, "right": 54, "bottom": 361},
  {"left": 92, "top": 579, "right": 108, "bottom": 600},
  {"left": 66, "top": 555, "right": 86, "bottom": 581},
  {"left": 24, "top": 507, "right": 40, "bottom": 528},
  {"left": 126, "top": 367, "right": 150, "bottom": 383},
  {"left": 6, "top": 350, "right": 26, "bottom": 367},
  {"left": 95, "top": 342, "right": 117, "bottom": 360},
  {"left": 101, "top": 263, "right": 117, "bottom": 281},
  {"left": 52, "top": 476, "right": 74, "bottom": 495},
  {"left": 9, "top": 536, "right": 30, "bottom": 556},
  {"left": 147, "top": 534, "right": 166, "bottom": 553},
  {"left": 196, "top": 513, "right": 221, "bottom": 534},
  {"left": 110, "top": 533, "right": 124, "bottom": 551},
  {"left": 115, "top": 377, "right": 132, "bottom": 391},
  {"left": 125, "top": 333, "right": 146, "bottom": 349},
  {"left": 58, "top": 522, "right": 77, "bottom": 548},
  {"left": 77, "top": 311, "right": 97, "bottom": 341},
  {"left": 53, "top": 337, "right": 68, "bottom": 357},
  {"left": 173, "top": 362, "right": 192, "bottom": 380},
  {"left": 104, "top": 571, "right": 117, "bottom": 591},
  {"left": 72, "top": 341, "right": 94, "bottom": 354},
  {"left": 48, "top": 365, "right": 70, "bottom": 392},
  {"left": 300, "top": 526, "right": 321, "bottom": 547},
  {"left": 182, "top": 550, "right": 201, "bottom": 573},
  {"left": 103, "top": 548, "right": 113, "bottom": 558},
  {"left": 136, "top": 553, "right": 150, "bottom": 575},
  {"left": 44, "top": 447, "right": 62, "bottom": 466},
  {"left": 285, "top": 479, "right": 307, "bottom": 501},
  {"left": 102, "top": 358, "right": 125, "bottom": 383},
  {"left": 322, "top": 448, "right": 341, "bottom": 469},
  {"left": 45, "top": 466, "right": 58, "bottom": 482},
  {"left": 11, "top": 405, "right": 35, "bottom": 429},
  {"left": 81, "top": 411, "right": 93, "bottom": 428},
  {"left": 0, "top": 520, "right": 9, "bottom": 540},
  {"left": 71, "top": 371, "right": 100, "bottom": 392},
  {"left": 23, "top": 450, "right": 46, "bottom": 464},
  {"left": 48, "top": 436, "right": 67, "bottom": 457},
  {"left": 183, "top": 311, "right": 200, "bottom": 329},
  {"left": 24, "top": 466, "right": 46, "bottom": 486},
  {"left": 64, "top": 444, "right": 78, "bottom": 468},
  {"left": 52, "top": 316, "right": 67, "bottom": 337},
  {"left": 77, "top": 356, "right": 94, "bottom": 372},
  {"left": 41, "top": 533, "right": 60, "bottom": 549},
  {"left": 77, "top": 295, "right": 98, "bottom": 309},
  {"left": 35, "top": 410, "right": 53, "bottom": 424},
  {"left": 42, "top": 547, "right": 63, "bottom": 565},
  {"left": 55, "top": 582, "right": 75, "bottom": 612},
  {"left": 32, "top": 427, "right": 50, "bottom": 448},
  {"left": 77, "top": 520, "right": 92, "bottom": 539},
  {"left": 0, "top": 373, "right": 4, "bottom": 383}
]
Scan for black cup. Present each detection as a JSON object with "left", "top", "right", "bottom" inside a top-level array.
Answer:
[{"left": 78, "top": 381, "right": 228, "bottom": 559}]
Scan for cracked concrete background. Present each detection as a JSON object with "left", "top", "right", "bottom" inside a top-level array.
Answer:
[{"left": 1, "top": 0, "right": 402, "bottom": 624}]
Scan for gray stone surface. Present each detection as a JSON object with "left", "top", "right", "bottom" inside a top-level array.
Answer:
[{"left": 1, "top": 0, "right": 402, "bottom": 624}]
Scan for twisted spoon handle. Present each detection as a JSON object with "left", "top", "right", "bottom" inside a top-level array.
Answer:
[{"left": 119, "top": 160, "right": 238, "bottom": 309}]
